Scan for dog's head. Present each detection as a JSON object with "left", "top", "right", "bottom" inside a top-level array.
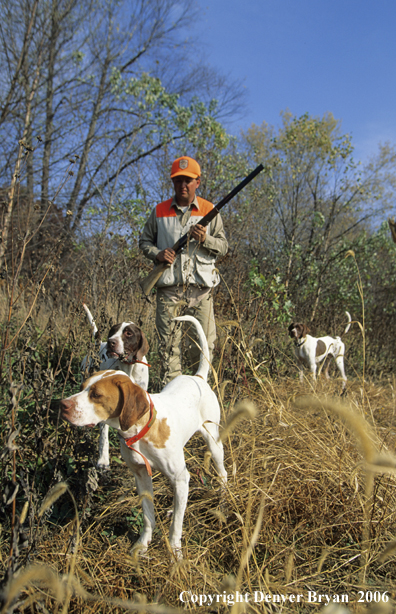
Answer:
[
  {"left": 288, "top": 322, "right": 309, "bottom": 340},
  {"left": 60, "top": 371, "right": 149, "bottom": 431},
  {"left": 106, "top": 322, "right": 149, "bottom": 364}
]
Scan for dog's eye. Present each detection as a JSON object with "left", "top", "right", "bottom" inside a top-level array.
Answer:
[{"left": 90, "top": 390, "right": 101, "bottom": 400}]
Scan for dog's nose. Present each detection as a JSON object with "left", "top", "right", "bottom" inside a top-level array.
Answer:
[{"left": 60, "top": 398, "right": 74, "bottom": 418}]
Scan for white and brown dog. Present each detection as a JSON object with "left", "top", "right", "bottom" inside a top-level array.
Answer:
[
  {"left": 81, "top": 304, "right": 149, "bottom": 468},
  {"left": 62, "top": 315, "right": 227, "bottom": 557},
  {"left": 288, "top": 311, "right": 351, "bottom": 388}
]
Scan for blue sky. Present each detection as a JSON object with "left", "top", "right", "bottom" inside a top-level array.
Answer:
[{"left": 192, "top": 0, "right": 396, "bottom": 163}]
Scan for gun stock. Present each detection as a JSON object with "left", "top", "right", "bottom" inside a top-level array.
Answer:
[
  {"left": 140, "top": 262, "right": 169, "bottom": 296},
  {"left": 140, "top": 234, "right": 185, "bottom": 296},
  {"left": 140, "top": 164, "right": 264, "bottom": 296}
]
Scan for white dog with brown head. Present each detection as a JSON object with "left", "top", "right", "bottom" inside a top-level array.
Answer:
[{"left": 62, "top": 315, "right": 226, "bottom": 557}]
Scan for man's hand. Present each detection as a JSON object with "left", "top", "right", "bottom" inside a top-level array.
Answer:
[
  {"left": 190, "top": 223, "right": 206, "bottom": 243},
  {"left": 156, "top": 248, "right": 176, "bottom": 264}
]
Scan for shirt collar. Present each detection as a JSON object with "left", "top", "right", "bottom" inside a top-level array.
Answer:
[{"left": 171, "top": 195, "right": 199, "bottom": 212}]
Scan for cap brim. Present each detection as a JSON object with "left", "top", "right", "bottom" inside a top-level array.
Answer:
[{"left": 171, "top": 170, "right": 200, "bottom": 179}]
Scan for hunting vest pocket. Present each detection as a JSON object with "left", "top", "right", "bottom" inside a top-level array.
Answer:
[{"left": 193, "top": 252, "right": 220, "bottom": 287}]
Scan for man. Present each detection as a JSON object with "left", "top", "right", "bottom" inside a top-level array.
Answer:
[{"left": 139, "top": 156, "right": 228, "bottom": 384}]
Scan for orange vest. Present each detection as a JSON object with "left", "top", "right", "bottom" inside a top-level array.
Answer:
[
  {"left": 155, "top": 197, "right": 214, "bottom": 251},
  {"left": 154, "top": 197, "right": 219, "bottom": 288}
]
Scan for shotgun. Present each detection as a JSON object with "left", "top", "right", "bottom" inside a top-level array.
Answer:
[{"left": 140, "top": 163, "right": 264, "bottom": 296}]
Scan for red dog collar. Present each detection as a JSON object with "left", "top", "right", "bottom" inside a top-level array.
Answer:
[
  {"left": 123, "top": 394, "right": 156, "bottom": 476},
  {"left": 122, "top": 357, "right": 151, "bottom": 367}
]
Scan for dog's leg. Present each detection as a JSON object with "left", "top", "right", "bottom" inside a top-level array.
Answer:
[
  {"left": 309, "top": 359, "right": 317, "bottom": 382},
  {"left": 168, "top": 462, "right": 190, "bottom": 557},
  {"left": 296, "top": 358, "right": 304, "bottom": 383},
  {"left": 324, "top": 357, "right": 331, "bottom": 380},
  {"left": 334, "top": 355, "right": 347, "bottom": 389},
  {"left": 130, "top": 464, "right": 156, "bottom": 551},
  {"left": 199, "top": 424, "right": 227, "bottom": 485},
  {"left": 333, "top": 341, "right": 347, "bottom": 389},
  {"left": 97, "top": 423, "right": 110, "bottom": 468},
  {"left": 120, "top": 444, "right": 156, "bottom": 550}
]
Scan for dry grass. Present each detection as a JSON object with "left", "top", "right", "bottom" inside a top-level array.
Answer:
[
  {"left": 1, "top": 269, "right": 396, "bottom": 612},
  {"left": 2, "top": 374, "right": 396, "bottom": 613}
]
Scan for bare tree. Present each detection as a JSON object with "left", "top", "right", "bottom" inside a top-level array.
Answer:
[{"left": 0, "top": 0, "right": 243, "bottom": 253}]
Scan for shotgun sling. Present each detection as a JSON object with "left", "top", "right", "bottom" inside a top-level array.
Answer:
[{"left": 140, "top": 164, "right": 264, "bottom": 296}]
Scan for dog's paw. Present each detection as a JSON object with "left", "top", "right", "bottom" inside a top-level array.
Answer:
[
  {"left": 96, "top": 462, "right": 111, "bottom": 473},
  {"left": 133, "top": 542, "right": 148, "bottom": 556},
  {"left": 136, "top": 532, "right": 152, "bottom": 553},
  {"left": 171, "top": 545, "right": 183, "bottom": 561}
]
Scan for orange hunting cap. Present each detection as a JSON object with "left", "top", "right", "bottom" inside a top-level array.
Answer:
[{"left": 170, "top": 156, "right": 201, "bottom": 179}]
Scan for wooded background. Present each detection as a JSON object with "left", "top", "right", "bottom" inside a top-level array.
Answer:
[{"left": 1, "top": 0, "right": 396, "bottom": 376}]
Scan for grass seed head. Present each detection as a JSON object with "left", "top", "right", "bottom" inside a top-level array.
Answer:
[
  {"left": 220, "top": 400, "right": 257, "bottom": 441},
  {"left": 1, "top": 565, "right": 66, "bottom": 612},
  {"left": 39, "top": 482, "right": 68, "bottom": 517},
  {"left": 378, "top": 538, "right": 396, "bottom": 562},
  {"left": 19, "top": 501, "right": 29, "bottom": 525}
]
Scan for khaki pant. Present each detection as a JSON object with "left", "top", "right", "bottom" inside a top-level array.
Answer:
[{"left": 156, "top": 288, "right": 216, "bottom": 384}]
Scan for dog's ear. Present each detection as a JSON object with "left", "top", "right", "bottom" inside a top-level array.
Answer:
[
  {"left": 290, "top": 323, "right": 310, "bottom": 339},
  {"left": 136, "top": 331, "right": 149, "bottom": 361},
  {"left": 114, "top": 377, "right": 149, "bottom": 431}
]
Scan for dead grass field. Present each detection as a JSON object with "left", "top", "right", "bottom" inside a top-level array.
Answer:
[{"left": 2, "top": 372, "right": 396, "bottom": 613}]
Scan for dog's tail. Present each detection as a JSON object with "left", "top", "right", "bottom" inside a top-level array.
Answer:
[
  {"left": 342, "top": 311, "right": 352, "bottom": 336},
  {"left": 83, "top": 303, "right": 99, "bottom": 337},
  {"left": 173, "top": 315, "right": 210, "bottom": 381}
]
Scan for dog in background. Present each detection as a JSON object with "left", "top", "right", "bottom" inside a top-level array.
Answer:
[
  {"left": 81, "top": 303, "right": 149, "bottom": 467},
  {"left": 61, "top": 315, "right": 227, "bottom": 558},
  {"left": 288, "top": 311, "right": 351, "bottom": 389}
]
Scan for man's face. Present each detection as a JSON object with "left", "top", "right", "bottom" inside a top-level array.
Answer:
[{"left": 172, "top": 175, "right": 200, "bottom": 205}]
